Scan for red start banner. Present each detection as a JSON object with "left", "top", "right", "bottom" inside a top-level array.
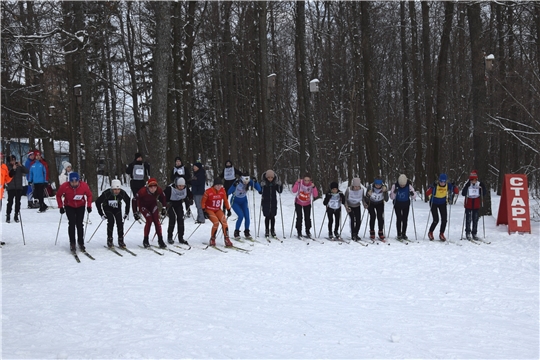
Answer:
[{"left": 496, "top": 174, "right": 532, "bottom": 234}]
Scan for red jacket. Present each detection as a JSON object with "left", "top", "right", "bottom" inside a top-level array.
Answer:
[
  {"left": 134, "top": 186, "right": 167, "bottom": 213},
  {"left": 56, "top": 181, "right": 93, "bottom": 208},
  {"left": 202, "top": 187, "right": 230, "bottom": 211}
]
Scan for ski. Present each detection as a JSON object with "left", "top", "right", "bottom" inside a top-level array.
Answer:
[
  {"left": 270, "top": 235, "right": 283, "bottom": 243},
  {"left": 152, "top": 245, "right": 183, "bottom": 256},
  {"left": 116, "top": 246, "right": 137, "bottom": 256},
  {"left": 305, "top": 236, "right": 323, "bottom": 244},
  {"left": 81, "top": 251, "right": 95, "bottom": 260},
  {"left": 104, "top": 246, "right": 123, "bottom": 257},
  {"left": 395, "top": 237, "right": 409, "bottom": 245},
  {"left": 478, "top": 239, "right": 491, "bottom": 244},
  {"left": 175, "top": 244, "right": 192, "bottom": 251},
  {"left": 71, "top": 251, "right": 81, "bottom": 263},
  {"left": 202, "top": 243, "right": 228, "bottom": 253},
  {"left": 243, "top": 236, "right": 267, "bottom": 245},
  {"left": 351, "top": 239, "right": 369, "bottom": 247},
  {"left": 296, "top": 235, "right": 310, "bottom": 245},
  {"left": 138, "top": 245, "right": 164, "bottom": 255},
  {"left": 372, "top": 238, "right": 390, "bottom": 245}
]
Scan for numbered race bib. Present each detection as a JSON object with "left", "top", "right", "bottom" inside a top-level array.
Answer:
[
  {"left": 234, "top": 183, "right": 247, "bottom": 198},
  {"left": 468, "top": 187, "right": 480, "bottom": 198},
  {"left": 370, "top": 191, "right": 384, "bottom": 202},
  {"left": 176, "top": 167, "right": 185, "bottom": 176},
  {"left": 223, "top": 167, "right": 235, "bottom": 181},
  {"left": 73, "top": 195, "right": 83, "bottom": 201},
  {"left": 212, "top": 199, "right": 222, "bottom": 208},
  {"left": 108, "top": 200, "right": 119, "bottom": 208},
  {"left": 348, "top": 189, "right": 362, "bottom": 205},
  {"left": 328, "top": 195, "right": 341, "bottom": 210},
  {"left": 298, "top": 191, "right": 310, "bottom": 202},
  {"left": 133, "top": 164, "right": 145, "bottom": 180}
]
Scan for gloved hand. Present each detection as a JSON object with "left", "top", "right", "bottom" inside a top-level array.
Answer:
[
  {"left": 227, "top": 209, "right": 232, "bottom": 217},
  {"left": 410, "top": 191, "right": 415, "bottom": 197},
  {"left": 161, "top": 208, "right": 167, "bottom": 217},
  {"left": 346, "top": 207, "right": 351, "bottom": 213},
  {"left": 382, "top": 185, "right": 387, "bottom": 192},
  {"left": 101, "top": 215, "right": 107, "bottom": 221},
  {"left": 59, "top": 207, "right": 65, "bottom": 214},
  {"left": 123, "top": 213, "right": 129, "bottom": 221},
  {"left": 203, "top": 210, "right": 209, "bottom": 219},
  {"left": 252, "top": 177, "right": 257, "bottom": 183},
  {"left": 87, "top": 207, "right": 92, "bottom": 213},
  {"left": 133, "top": 212, "right": 141, "bottom": 221},
  {"left": 189, "top": 199, "right": 194, "bottom": 206},
  {"left": 394, "top": 188, "right": 398, "bottom": 194},
  {"left": 367, "top": 190, "right": 372, "bottom": 197}
]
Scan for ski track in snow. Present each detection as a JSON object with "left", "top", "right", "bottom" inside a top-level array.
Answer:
[{"left": 1, "top": 189, "right": 538, "bottom": 359}]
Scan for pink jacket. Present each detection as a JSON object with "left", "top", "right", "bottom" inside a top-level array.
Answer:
[{"left": 292, "top": 180, "right": 318, "bottom": 206}]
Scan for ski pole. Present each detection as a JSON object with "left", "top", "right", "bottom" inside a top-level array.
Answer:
[
  {"left": 481, "top": 192, "right": 486, "bottom": 239},
  {"left": 387, "top": 202, "right": 395, "bottom": 239},
  {"left": 82, "top": 211, "right": 90, "bottom": 242},
  {"left": 411, "top": 199, "right": 417, "bottom": 240},
  {"left": 18, "top": 210, "right": 26, "bottom": 245},
  {"left": 311, "top": 193, "right": 316, "bottom": 236},
  {"left": 460, "top": 195, "right": 467, "bottom": 240},
  {"left": 448, "top": 194, "right": 457, "bottom": 240},
  {"left": 279, "top": 192, "right": 285, "bottom": 239},
  {"left": 257, "top": 202, "right": 262, "bottom": 238},
  {"left": 123, "top": 218, "right": 139, "bottom": 238},
  {"left": 55, "top": 213, "right": 63, "bottom": 246},
  {"left": 318, "top": 210, "right": 327, "bottom": 238},
  {"left": 87, "top": 218, "right": 105, "bottom": 243},
  {"left": 363, "top": 205, "right": 370, "bottom": 238},
  {"left": 187, "top": 221, "right": 203, "bottom": 240},
  {"left": 289, "top": 205, "right": 296, "bottom": 238},
  {"left": 423, "top": 197, "right": 433, "bottom": 240},
  {"left": 340, "top": 207, "right": 349, "bottom": 234}
]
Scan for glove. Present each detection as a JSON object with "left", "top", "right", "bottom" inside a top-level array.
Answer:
[
  {"left": 382, "top": 185, "right": 387, "bottom": 192},
  {"left": 101, "top": 215, "right": 107, "bottom": 221},
  {"left": 203, "top": 210, "right": 209, "bottom": 219},
  {"left": 161, "top": 208, "right": 167, "bottom": 217},
  {"left": 87, "top": 207, "right": 92, "bottom": 213},
  {"left": 59, "top": 207, "right": 65, "bottom": 214},
  {"left": 252, "top": 177, "right": 257, "bottom": 183},
  {"left": 394, "top": 188, "right": 398, "bottom": 194},
  {"left": 133, "top": 212, "right": 141, "bottom": 221},
  {"left": 189, "top": 199, "right": 194, "bottom": 206},
  {"left": 367, "top": 190, "right": 372, "bottom": 197},
  {"left": 410, "top": 191, "right": 415, "bottom": 197},
  {"left": 227, "top": 209, "right": 232, "bottom": 217},
  {"left": 123, "top": 213, "right": 129, "bottom": 221}
]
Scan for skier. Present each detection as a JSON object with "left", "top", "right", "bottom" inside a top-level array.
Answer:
[
  {"left": 191, "top": 162, "right": 206, "bottom": 224},
  {"left": 125, "top": 152, "right": 150, "bottom": 211},
  {"left": 170, "top": 157, "right": 192, "bottom": 217},
  {"left": 201, "top": 178, "right": 232, "bottom": 247},
  {"left": 260, "top": 170, "right": 283, "bottom": 238},
  {"left": 364, "top": 178, "right": 389, "bottom": 240},
  {"left": 425, "top": 173, "right": 459, "bottom": 241},
  {"left": 323, "top": 182, "right": 345, "bottom": 240},
  {"left": 28, "top": 151, "right": 49, "bottom": 213},
  {"left": 461, "top": 170, "right": 486, "bottom": 240},
  {"left": 292, "top": 173, "right": 319, "bottom": 238},
  {"left": 56, "top": 172, "right": 93, "bottom": 253},
  {"left": 133, "top": 178, "right": 167, "bottom": 249},
  {"left": 6, "top": 155, "right": 27, "bottom": 223},
  {"left": 95, "top": 179, "right": 130, "bottom": 248},
  {"left": 58, "top": 161, "right": 72, "bottom": 186},
  {"left": 344, "top": 177, "right": 364, "bottom": 241},
  {"left": 389, "top": 174, "right": 417, "bottom": 240},
  {"left": 164, "top": 177, "right": 193, "bottom": 245},
  {"left": 228, "top": 174, "right": 262, "bottom": 240},
  {"left": 24, "top": 150, "right": 37, "bottom": 208},
  {"left": 0, "top": 153, "right": 12, "bottom": 213}
]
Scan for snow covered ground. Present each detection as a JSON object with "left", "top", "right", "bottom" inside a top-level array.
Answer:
[{"left": 1, "top": 184, "right": 538, "bottom": 359}]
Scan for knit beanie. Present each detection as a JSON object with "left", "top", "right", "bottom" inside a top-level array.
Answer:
[
  {"left": 265, "top": 170, "right": 275, "bottom": 179},
  {"left": 398, "top": 174, "right": 407, "bottom": 187},
  {"left": 469, "top": 170, "right": 478, "bottom": 180},
  {"left": 351, "top": 178, "right": 361, "bottom": 187},
  {"left": 330, "top": 182, "right": 339, "bottom": 190},
  {"left": 147, "top": 178, "right": 158, "bottom": 186}
]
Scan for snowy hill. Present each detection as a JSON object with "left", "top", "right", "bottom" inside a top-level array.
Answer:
[{"left": 1, "top": 187, "right": 538, "bottom": 359}]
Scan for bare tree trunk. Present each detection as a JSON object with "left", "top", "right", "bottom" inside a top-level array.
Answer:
[
  {"left": 259, "top": 2, "right": 272, "bottom": 172},
  {"left": 295, "top": 1, "right": 308, "bottom": 176},
  {"left": 400, "top": 2, "right": 411, "bottom": 173},
  {"left": 421, "top": 1, "right": 435, "bottom": 187}
]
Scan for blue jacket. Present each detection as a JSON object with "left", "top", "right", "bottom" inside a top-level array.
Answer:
[
  {"left": 191, "top": 166, "right": 206, "bottom": 196},
  {"left": 228, "top": 179, "right": 262, "bottom": 204},
  {"left": 29, "top": 160, "right": 48, "bottom": 184}
]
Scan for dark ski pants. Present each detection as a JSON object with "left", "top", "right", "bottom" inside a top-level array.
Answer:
[
  {"left": 105, "top": 209, "right": 124, "bottom": 239},
  {"left": 34, "top": 183, "right": 46, "bottom": 211},
  {"left": 394, "top": 201, "right": 411, "bottom": 236},
  {"left": 348, "top": 206, "right": 362, "bottom": 237},
  {"left": 429, "top": 203, "right": 448, "bottom": 234},
  {"left": 167, "top": 203, "right": 185, "bottom": 240},
  {"left": 66, "top": 206, "right": 86, "bottom": 248},
  {"left": 295, "top": 203, "right": 312, "bottom": 234},
  {"left": 265, "top": 216, "right": 276, "bottom": 234},
  {"left": 6, "top": 189, "right": 23, "bottom": 216},
  {"left": 368, "top": 202, "right": 385, "bottom": 232},
  {"left": 327, "top": 208, "right": 341, "bottom": 234},
  {"left": 465, "top": 208, "right": 479, "bottom": 235}
]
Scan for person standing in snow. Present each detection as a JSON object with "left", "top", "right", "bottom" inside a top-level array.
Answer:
[
  {"left": 364, "top": 177, "right": 389, "bottom": 240},
  {"left": 260, "top": 170, "right": 283, "bottom": 238},
  {"left": 28, "top": 151, "right": 49, "bottom": 213},
  {"left": 95, "top": 179, "right": 130, "bottom": 248},
  {"left": 164, "top": 177, "right": 193, "bottom": 245},
  {"left": 191, "top": 162, "right": 206, "bottom": 224},
  {"left": 292, "top": 173, "right": 319, "bottom": 238},
  {"left": 133, "top": 178, "right": 167, "bottom": 249},
  {"left": 219, "top": 160, "right": 240, "bottom": 211},
  {"left": 6, "top": 155, "right": 27, "bottom": 223},
  {"left": 170, "top": 157, "right": 192, "bottom": 217},
  {"left": 425, "top": 173, "right": 459, "bottom": 241},
  {"left": 228, "top": 174, "right": 262, "bottom": 240},
  {"left": 201, "top": 178, "right": 232, "bottom": 247},
  {"left": 0, "top": 153, "right": 13, "bottom": 213},
  {"left": 344, "top": 177, "right": 364, "bottom": 241},
  {"left": 323, "top": 182, "right": 345, "bottom": 239},
  {"left": 461, "top": 170, "right": 486, "bottom": 240},
  {"left": 56, "top": 172, "right": 93, "bottom": 253},
  {"left": 58, "top": 161, "right": 72, "bottom": 186},
  {"left": 24, "top": 150, "right": 36, "bottom": 208},
  {"left": 389, "top": 174, "right": 417, "bottom": 240},
  {"left": 125, "top": 152, "right": 150, "bottom": 210}
]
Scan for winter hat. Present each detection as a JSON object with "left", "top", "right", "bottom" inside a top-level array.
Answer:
[
  {"left": 330, "top": 182, "right": 339, "bottom": 190},
  {"left": 176, "top": 177, "right": 186, "bottom": 186},
  {"left": 241, "top": 175, "right": 250, "bottom": 184},
  {"left": 147, "top": 178, "right": 158, "bottom": 186},
  {"left": 27, "top": 151, "right": 35, "bottom": 157},
  {"left": 374, "top": 179, "right": 383, "bottom": 185},
  {"left": 469, "top": 170, "right": 478, "bottom": 180},
  {"left": 134, "top": 152, "right": 143, "bottom": 160},
  {"left": 193, "top": 162, "right": 203, "bottom": 169},
  {"left": 398, "top": 174, "right": 407, "bottom": 187},
  {"left": 10, "top": 155, "right": 17, "bottom": 161},
  {"left": 69, "top": 172, "right": 80, "bottom": 182},
  {"left": 265, "top": 170, "right": 275, "bottom": 179},
  {"left": 213, "top": 177, "right": 223, "bottom": 186},
  {"left": 351, "top": 178, "right": 361, "bottom": 187},
  {"left": 34, "top": 150, "right": 41, "bottom": 157},
  {"left": 63, "top": 162, "right": 72, "bottom": 170},
  {"left": 439, "top": 173, "right": 448, "bottom": 182},
  {"left": 111, "top": 179, "right": 121, "bottom": 189}
]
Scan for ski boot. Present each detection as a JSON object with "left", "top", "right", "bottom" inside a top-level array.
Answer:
[
  {"left": 224, "top": 236, "right": 233, "bottom": 247},
  {"left": 370, "top": 230, "right": 376, "bottom": 240},
  {"left": 378, "top": 231, "right": 385, "bottom": 240},
  {"left": 466, "top": 233, "right": 472, "bottom": 240},
  {"left": 179, "top": 238, "right": 189, "bottom": 245},
  {"left": 70, "top": 243, "right": 77, "bottom": 253},
  {"left": 118, "top": 237, "right": 126, "bottom": 248},
  {"left": 107, "top": 237, "right": 114, "bottom": 248},
  {"left": 328, "top": 231, "right": 333, "bottom": 240},
  {"left": 439, "top": 233, "right": 446, "bottom": 241},
  {"left": 157, "top": 236, "right": 167, "bottom": 249},
  {"left": 334, "top": 231, "right": 340, "bottom": 240},
  {"left": 5, "top": 214, "right": 10, "bottom": 223},
  {"left": 265, "top": 229, "right": 270, "bottom": 238},
  {"left": 14, "top": 213, "right": 19, "bottom": 223},
  {"left": 244, "top": 229, "right": 252, "bottom": 239},
  {"left": 233, "top": 229, "right": 241, "bottom": 239},
  {"left": 167, "top": 236, "right": 174, "bottom": 244},
  {"left": 428, "top": 232, "right": 434, "bottom": 241},
  {"left": 143, "top": 236, "right": 150, "bottom": 248},
  {"left": 472, "top": 234, "right": 479, "bottom": 241},
  {"left": 305, "top": 230, "right": 312, "bottom": 239},
  {"left": 209, "top": 237, "right": 216, "bottom": 246},
  {"left": 402, "top": 234, "right": 408, "bottom": 240},
  {"left": 271, "top": 229, "right": 276, "bottom": 237}
]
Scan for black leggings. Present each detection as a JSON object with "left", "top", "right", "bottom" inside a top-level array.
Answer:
[
  {"left": 429, "top": 203, "right": 448, "bottom": 234},
  {"left": 348, "top": 206, "right": 362, "bottom": 236},
  {"left": 368, "top": 202, "right": 385, "bottom": 232},
  {"left": 167, "top": 204, "right": 185, "bottom": 239},
  {"left": 327, "top": 209, "right": 341, "bottom": 233},
  {"left": 394, "top": 201, "right": 410, "bottom": 236},
  {"left": 66, "top": 206, "right": 86, "bottom": 247},
  {"left": 105, "top": 209, "right": 124, "bottom": 239},
  {"left": 295, "top": 203, "right": 312, "bottom": 233}
]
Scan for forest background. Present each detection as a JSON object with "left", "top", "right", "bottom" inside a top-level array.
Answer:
[{"left": 2, "top": 1, "right": 540, "bottom": 216}]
